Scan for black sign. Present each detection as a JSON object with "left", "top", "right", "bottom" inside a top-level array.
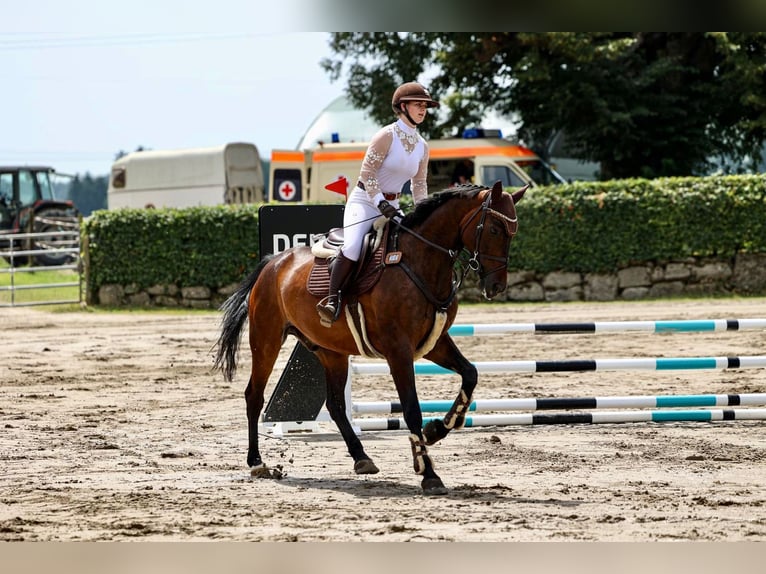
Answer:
[
  {"left": 258, "top": 204, "right": 345, "bottom": 423},
  {"left": 258, "top": 204, "right": 344, "bottom": 257}
]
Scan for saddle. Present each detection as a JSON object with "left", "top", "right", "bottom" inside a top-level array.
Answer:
[{"left": 308, "top": 216, "right": 396, "bottom": 298}]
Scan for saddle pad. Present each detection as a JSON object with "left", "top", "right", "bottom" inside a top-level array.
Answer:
[
  {"left": 307, "top": 258, "right": 331, "bottom": 296},
  {"left": 307, "top": 224, "right": 390, "bottom": 298}
]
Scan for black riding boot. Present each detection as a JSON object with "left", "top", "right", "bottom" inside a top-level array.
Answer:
[{"left": 317, "top": 251, "right": 356, "bottom": 326}]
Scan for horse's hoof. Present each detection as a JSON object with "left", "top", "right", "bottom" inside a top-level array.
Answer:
[
  {"left": 354, "top": 459, "right": 380, "bottom": 474},
  {"left": 423, "top": 419, "right": 447, "bottom": 446},
  {"left": 250, "top": 465, "right": 272, "bottom": 478},
  {"left": 250, "top": 464, "right": 284, "bottom": 479},
  {"left": 421, "top": 477, "right": 448, "bottom": 496}
]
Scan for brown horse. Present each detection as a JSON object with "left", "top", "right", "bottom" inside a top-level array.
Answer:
[{"left": 213, "top": 181, "right": 526, "bottom": 495}]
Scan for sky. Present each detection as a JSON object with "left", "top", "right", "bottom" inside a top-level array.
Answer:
[{"left": 2, "top": 1, "right": 349, "bottom": 177}]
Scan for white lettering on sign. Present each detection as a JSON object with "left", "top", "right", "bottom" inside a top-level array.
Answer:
[{"left": 272, "top": 233, "right": 320, "bottom": 254}]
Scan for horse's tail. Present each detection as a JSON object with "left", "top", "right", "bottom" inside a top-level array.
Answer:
[{"left": 213, "top": 255, "right": 274, "bottom": 381}]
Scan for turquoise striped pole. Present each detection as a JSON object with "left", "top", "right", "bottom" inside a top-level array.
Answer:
[
  {"left": 447, "top": 318, "right": 766, "bottom": 336},
  {"left": 349, "top": 356, "right": 766, "bottom": 376},
  {"left": 351, "top": 393, "right": 766, "bottom": 415},
  {"left": 354, "top": 408, "right": 766, "bottom": 431}
]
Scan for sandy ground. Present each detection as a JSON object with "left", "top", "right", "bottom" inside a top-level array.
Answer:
[{"left": 2, "top": 297, "right": 766, "bottom": 542}]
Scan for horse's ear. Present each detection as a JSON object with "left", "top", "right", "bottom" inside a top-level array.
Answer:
[
  {"left": 511, "top": 183, "right": 529, "bottom": 204},
  {"left": 490, "top": 180, "right": 504, "bottom": 202}
]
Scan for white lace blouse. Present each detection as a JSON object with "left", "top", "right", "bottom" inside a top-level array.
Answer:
[{"left": 358, "top": 119, "right": 429, "bottom": 204}]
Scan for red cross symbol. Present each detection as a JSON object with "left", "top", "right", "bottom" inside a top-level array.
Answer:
[{"left": 278, "top": 180, "right": 296, "bottom": 201}]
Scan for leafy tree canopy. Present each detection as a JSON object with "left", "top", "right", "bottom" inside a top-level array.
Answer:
[{"left": 322, "top": 33, "right": 766, "bottom": 179}]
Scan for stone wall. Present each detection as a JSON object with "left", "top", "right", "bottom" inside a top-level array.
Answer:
[
  {"left": 97, "top": 282, "right": 239, "bottom": 309},
  {"left": 460, "top": 252, "right": 766, "bottom": 303},
  {"left": 95, "top": 252, "right": 766, "bottom": 307}
]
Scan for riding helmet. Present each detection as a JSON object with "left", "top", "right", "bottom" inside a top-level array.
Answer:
[{"left": 391, "top": 82, "right": 440, "bottom": 113}]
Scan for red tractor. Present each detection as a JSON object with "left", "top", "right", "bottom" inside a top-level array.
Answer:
[{"left": 0, "top": 166, "right": 80, "bottom": 266}]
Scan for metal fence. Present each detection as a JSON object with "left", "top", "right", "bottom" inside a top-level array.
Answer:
[{"left": 0, "top": 230, "right": 82, "bottom": 307}]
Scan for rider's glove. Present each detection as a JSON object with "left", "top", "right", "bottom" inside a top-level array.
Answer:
[{"left": 377, "top": 199, "right": 399, "bottom": 220}]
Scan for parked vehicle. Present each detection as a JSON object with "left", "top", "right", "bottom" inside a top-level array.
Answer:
[
  {"left": 107, "top": 142, "right": 265, "bottom": 209},
  {"left": 269, "top": 128, "right": 566, "bottom": 203},
  {"left": 0, "top": 166, "right": 80, "bottom": 266}
]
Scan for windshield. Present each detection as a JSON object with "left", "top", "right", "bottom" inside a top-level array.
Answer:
[
  {"left": 480, "top": 165, "right": 527, "bottom": 188},
  {"left": 515, "top": 159, "right": 567, "bottom": 186},
  {"left": 36, "top": 170, "right": 55, "bottom": 200}
]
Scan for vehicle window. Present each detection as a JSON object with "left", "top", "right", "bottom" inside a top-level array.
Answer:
[
  {"left": 481, "top": 165, "right": 526, "bottom": 188},
  {"left": 36, "top": 170, "right": 55, "bottom": 200},
  {"left": 18, "top": 170, "right": 37, "bottom": 204},
  {"left": 516, "top": 159, "right": 566, "bottom": 186},
  {"left": 111, "top": 167, "right": 126, "bottom": 189},
  {"left": 0, "top": 173, "right": 12, "bottom": 202}
]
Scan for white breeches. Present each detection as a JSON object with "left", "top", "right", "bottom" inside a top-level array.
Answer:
[{"left": 341, "top": 186, "right": 400, "bottom": 261}]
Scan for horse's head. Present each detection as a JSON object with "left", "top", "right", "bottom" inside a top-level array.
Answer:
[{"left": 460, "top": 180, "right": 526, "bottom": 299}]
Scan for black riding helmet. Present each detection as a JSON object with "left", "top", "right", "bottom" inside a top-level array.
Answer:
[{"left": 391, "top": 82, "right": 439, "bottom": 125}]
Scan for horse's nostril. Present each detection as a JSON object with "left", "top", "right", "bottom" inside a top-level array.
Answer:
[{"left": 490, "top": 282, "right": 505, "bottom": 298}]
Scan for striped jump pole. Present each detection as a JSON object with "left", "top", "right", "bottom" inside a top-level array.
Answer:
[
  {"left": 351, "top": 393, "right": 766, "bottom": 415},
  {"left": 447, "top": 318, "right": 766, "bottom": 336},
  {"left": 355, "top": 408, "right": 766, "bottom": 431},
  {"left": 349, "top": 356, "right": 766, "bottom": 376}
]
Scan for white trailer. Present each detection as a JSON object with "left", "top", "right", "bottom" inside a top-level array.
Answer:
[{"left": 107, "top": 142, "right": 265, "bottom": 209}]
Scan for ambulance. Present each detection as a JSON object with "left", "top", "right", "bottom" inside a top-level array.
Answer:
[{"left": 268, "top": 129, "right": 567, "bottom": 203}]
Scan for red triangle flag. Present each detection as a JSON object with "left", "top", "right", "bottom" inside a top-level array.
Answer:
[{"left": 325, "top": 176, "right": 348, "bottom": 198}]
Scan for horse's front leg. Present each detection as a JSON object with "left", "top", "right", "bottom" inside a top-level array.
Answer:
[
  {"left": 421, "top": 334, "right": 478, "bottom": 446},
  {"left": 389, "top": 359, "right": 448, "bottom": 495}
]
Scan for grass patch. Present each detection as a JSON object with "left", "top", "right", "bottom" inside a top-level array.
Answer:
[{"left": 0, "top": 259, "right": 81, "bottom": 306}]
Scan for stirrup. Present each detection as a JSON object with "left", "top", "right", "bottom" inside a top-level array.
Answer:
[{"left": 317, "top": 295, "right": 341, "bottom": 328}]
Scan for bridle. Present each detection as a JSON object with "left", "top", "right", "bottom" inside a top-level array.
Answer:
[
  {"left": 391, "top": 190, "right": 518, "bottom": 310},
  {"left": 460, "top": 191, "right": 519, "bottom": 279}
]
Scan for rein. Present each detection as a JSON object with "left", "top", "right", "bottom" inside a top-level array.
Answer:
[{"left": 389, "top": 224, "right": 460, "bottom": 311}]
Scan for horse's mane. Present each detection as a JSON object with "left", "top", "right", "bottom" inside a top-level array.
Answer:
[{"left": 402, "top": 184, "right": 487, "bottom": 228}]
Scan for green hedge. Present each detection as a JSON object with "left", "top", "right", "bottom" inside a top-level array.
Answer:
[
  {"left": 508, "top": 174, "right": 766, "bottom": 273},
  {"left": 83, "top": 205, "right": 261, "bottom": 295},
  {"left": 83, "top": 174, "right": 766, "bottom": 295}
]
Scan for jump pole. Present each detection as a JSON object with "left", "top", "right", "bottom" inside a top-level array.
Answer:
[
  {"left": 355, "top": 408, "right": 766, "bottom": 431},
  {"left": 349, "top": 356, "right": 766, "bottom": 376},
  {"left": 351, "top": 393, "right": 766, "bottom": 415},
  {"left": 447, "top": 318, "right": 766, "bottom": 336}
]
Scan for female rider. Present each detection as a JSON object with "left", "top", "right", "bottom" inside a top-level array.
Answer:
[{"left": 316, "top": 81, "right": 440, "bottom": 325}]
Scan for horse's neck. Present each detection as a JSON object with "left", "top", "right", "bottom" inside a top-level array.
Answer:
[
  {"left": 398, "top": 200, "right": 476, "bottom": 276},
  {"left": 408, "top": 200, "right": 476, "bottom": 252}
]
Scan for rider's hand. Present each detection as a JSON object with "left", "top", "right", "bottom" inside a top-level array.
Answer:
[{"left": 377, "top": 200, "right": 399, "bottom": 220}]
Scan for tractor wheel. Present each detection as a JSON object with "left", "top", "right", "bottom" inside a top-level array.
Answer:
[{"left": 31, "top": 207, "right": 80, "bottom": 266}]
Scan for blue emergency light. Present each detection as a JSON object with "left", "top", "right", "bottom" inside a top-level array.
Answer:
[{"left": 462, "top": 128, "right": 503, "bottom": 139}]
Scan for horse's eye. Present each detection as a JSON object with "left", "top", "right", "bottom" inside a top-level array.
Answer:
[{"left": 490, "top": 225, "right": 500, "bottom": 236}]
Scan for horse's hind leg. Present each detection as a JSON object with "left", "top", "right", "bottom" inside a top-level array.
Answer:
[
  {"left": 244, "top": 317, "right": 284, "bottom": 470},
  {"left": 244, "top": 374, "right": 265, "bottom": 467},
  {"left": 316, "top": 350, "right": 379, "bottom": 475},
  {"left": 421, "top": 334, "right": 478, "bottom": 446}
]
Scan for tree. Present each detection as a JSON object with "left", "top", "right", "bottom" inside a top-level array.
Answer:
[
  {"left": 68, "top": 174, "right": 108, "bottom": 216},
  {"left": 321, "top": 32, "right": 766, "bottom": 180}
]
